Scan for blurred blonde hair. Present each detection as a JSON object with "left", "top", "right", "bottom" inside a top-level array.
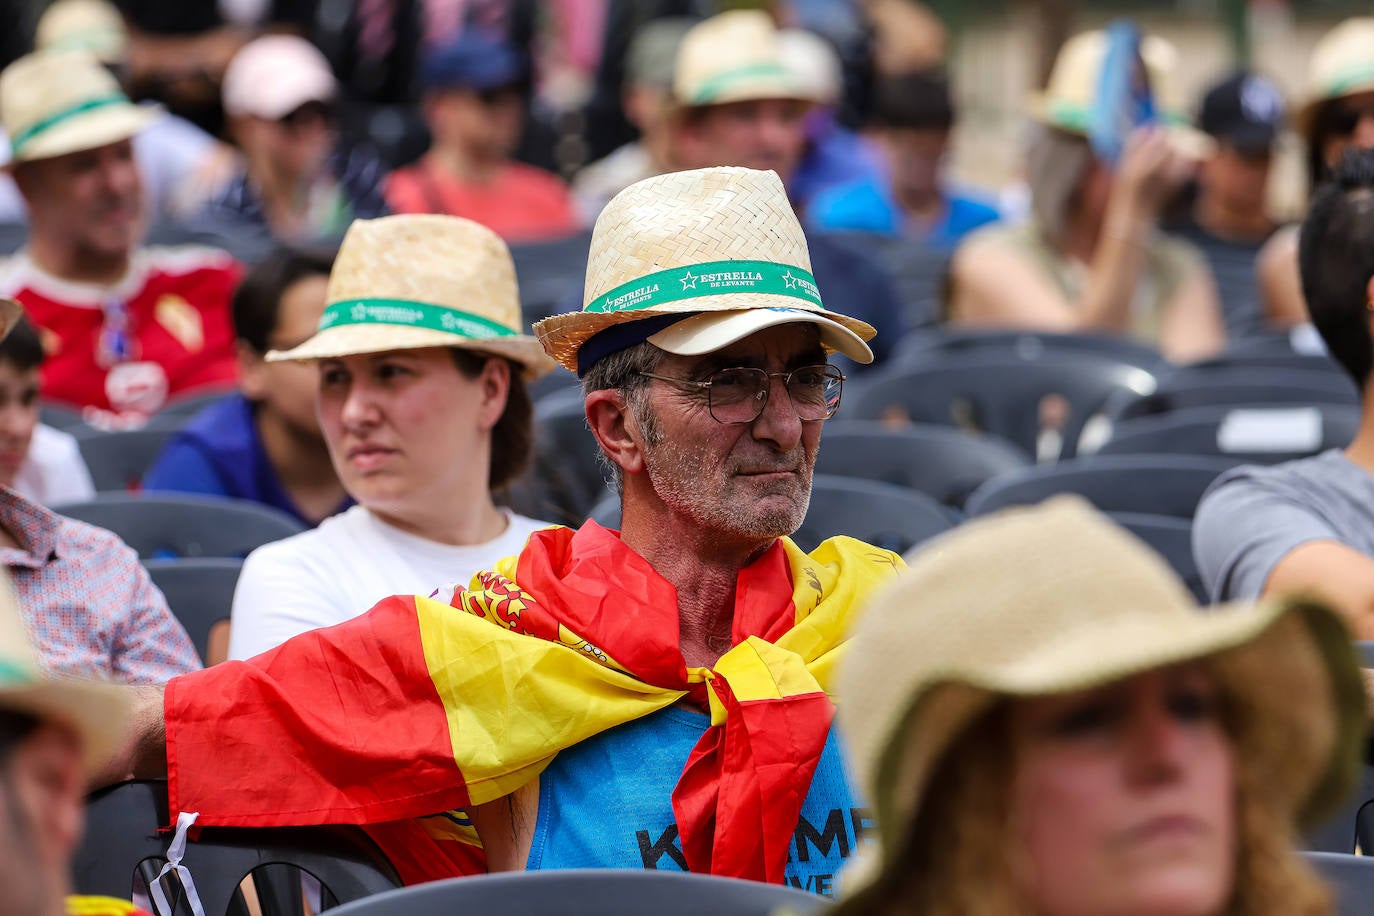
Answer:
[
  {"left": 1025, "top": 125, "right": 1096, "bottom": 245},
  {"left": 836, "top": 672, "right": 1332, "bottom": 916}
]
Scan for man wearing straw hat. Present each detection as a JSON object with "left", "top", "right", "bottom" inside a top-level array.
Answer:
[
  {"left": 109, "top": 166, "right": 900, "bottom": 893},
  {"left": 0, "top": 49, "right": 240, "bottom": 424},
  {"left": 0, "top": 565, "right": 146, "bottom": 916}
]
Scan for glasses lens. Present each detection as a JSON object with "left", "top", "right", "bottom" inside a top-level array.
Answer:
[
  {"left": 788, "top": 366, "right": 842, "bottom": 420},
  {"left": 707, "top": 368, "right": 768, "bottom": 423}
]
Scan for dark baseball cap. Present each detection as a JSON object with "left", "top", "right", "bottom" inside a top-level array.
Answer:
[
  {"left": 1198, "top": 71, "right": 1285, "bottom": 154},
  {"left": 422, "top": 29, "right": 523, "bottom": 93}
]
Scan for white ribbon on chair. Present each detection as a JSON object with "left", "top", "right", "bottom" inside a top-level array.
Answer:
[{"left": 149, "top": 811, "right": 206, "bottom": 916}]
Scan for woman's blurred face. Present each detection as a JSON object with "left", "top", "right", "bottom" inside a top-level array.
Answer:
[
  {"left": 316, "top": 348, "right": 508, "bottom": 524},
  {"left": 1008, "top": 665, "right": 1236, "bottom": 916}
]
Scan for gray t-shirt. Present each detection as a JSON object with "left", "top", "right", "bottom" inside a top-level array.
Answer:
[{"left": 1193, "top": 449, "right": 1374, "bottom": 603}]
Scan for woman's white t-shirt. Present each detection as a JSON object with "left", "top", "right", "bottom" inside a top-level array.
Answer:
[{"left": 228, "top": 505, "right": 550, "bottom": 660}]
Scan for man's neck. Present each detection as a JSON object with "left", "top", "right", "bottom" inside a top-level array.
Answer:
[
  {"left": 1344, "top": 404, "right": 1374, "bottom": 474},
  {"left": 620, "top": 498, "right": 775, "bottom": 669},
  {"left": 429, "top": 145, "right": 503, "bottom": 184},
  {"left": 26, "top": 235, "right": 129, "bottom": 286},
  {"left": 254, "top": 408, "right": 349, "bottom": 524},
  {"left": 1193, "top": 193, "right": 1275, "bottom": 243}
]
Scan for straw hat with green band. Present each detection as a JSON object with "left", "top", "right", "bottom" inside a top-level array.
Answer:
[
  {"left": 672, "top": 10, "right": 820, "bottom": 108},
  {"left": 267, "top": 214, "right": 555, "bottom": 378},
  {"left": 35, "top": 0, "right": 130, "bottom": 65},
  {"left": 533, "top": 166, "right": 874, "bottom": 374},
  {"left": 1297, "top": 18, "right": 1374, "bottom": 138},
  {"left": 834, "top": 496, "right": 1366, "bottom": 908},
  {"left": 0, "top": 49, "right": 157, "bottom": 168}
]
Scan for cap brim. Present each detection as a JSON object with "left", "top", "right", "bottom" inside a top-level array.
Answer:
[
  {"left": 266, "top": 323, "right": 556, "bottom": 379},
  {"left": 0, "top": 679, "right": 132, "bottom": 778},
  {"left": 647, "top": 307, "right": 873, "bottom": 364},
  {"left": 3, "top": 103, "right": 158, "bottom": 169}
]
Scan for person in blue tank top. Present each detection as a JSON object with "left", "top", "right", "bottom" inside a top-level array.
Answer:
[
  {"left": 107, "top": 165, "right": 904, "bottom": 894},
  {"left": 143, "top": 250, "right": 352, "bottom": 526}
]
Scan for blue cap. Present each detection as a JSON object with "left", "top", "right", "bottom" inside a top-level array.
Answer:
[{"left": 422, "top": 30, "right": 523, "bottom": 92}]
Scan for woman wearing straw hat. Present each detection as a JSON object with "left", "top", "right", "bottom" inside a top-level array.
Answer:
[
  {"left": 833, "top": 497, "right": 1364, "bottom": 916},
  {"left": 945, "top": 29, "right": 1226, "bottom": 364},
  {"left": 1257, "top": 18, "right": 1374, "bottom": 329},
  {"left": 226, "top": 213, "right": 556, "bottom": 661}
]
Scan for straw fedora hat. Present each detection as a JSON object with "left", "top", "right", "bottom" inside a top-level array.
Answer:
[
  {"left": 533, "top": 166, "right": 874, "bottom": 375},
  {"left": 836, "top": 497, "right": 1365, "bottom": 904},
  {"left": 0, "top": 49, "right": 156, "bottom": 167},
  {"left": 267, "top": 214, "right": 555, "bottom": 378},
  {"left": 1030, "top": 28, "right": 1209, "bottom": 156},
  {"left": 0, "top": 566, "right": 130, "bottom": 776},
  {"left": 35, "top": 0, "right": 129, "bottom": 64},
  {"left": 1296, "top": 18, "right": 1374, "bottom": 138},
  {"left": 672, "top": 10, "right": 819, "bottom": 108}
]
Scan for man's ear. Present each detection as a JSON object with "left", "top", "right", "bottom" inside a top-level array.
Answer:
[
  {"left": 237, "top": 341, "right": 268, "bottom": 401},
  {"left": 475, "top": 357, "right": 512, "bottom": 431},
  {"left": 11, "top": 724, "right": 87, "bottom": 867},
  {"left": 585, "top": 389, "right": 646, "bottom": 476}
]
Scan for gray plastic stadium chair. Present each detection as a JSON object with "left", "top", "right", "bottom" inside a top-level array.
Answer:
[
  {"left": 53, "top": 493, "right": 304, "bottom": 559},
  {"left": 964, "top": 455, "right": 1239, "bottom": 519},
  {"left": 154, "top": 389, "right": 234, "bottom": 424},
  {"left": 1096, "top": 404, "right": 1360, "bottom": 464},
  {"left": 534, "top": 385, "right": 611, "bottom": 520},
  {"left": 1102, "top": 366, "right": 1357, "bottom": 422},
  {"left": 845, "top": 353, "right": 1159, "bottom": 460},
  {"left": 1108, "top": 511, "right": 1205, "bottom": 603},
  {"left": 590, "top": 475, "right": 955, "bottom": 556},
  {"left": 39, "top": 402, "right": 91, "bottom": 431},
  {"left": 74, "top": 419, "right": 185, "bottom": 492},
  {"left": 144, "top": 557, "right": 243, "bottom": 665},
  {"left": 892, "top": 328, "right": 1167, "bottom": 374},
  {"left": 1303, "top": 852, "right": 1374, "bottom": 916},
  {"left": 327, "top": 869, "right": 829, "bottom": 916},
  {"left": 74, "top": 781, "right": 400, "bottom": 916},
  {"left": 814, "top": 420, "right": 1030, "bottom": 508}
]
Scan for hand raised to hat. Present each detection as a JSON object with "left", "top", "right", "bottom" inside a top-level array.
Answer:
[{"left": 1114, "top": 126, "right": 1194, "bottom": 221}]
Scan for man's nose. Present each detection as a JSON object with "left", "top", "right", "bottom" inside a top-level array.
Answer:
[{"left": 751, "top": 375, "right": 804, "bottom": 450}]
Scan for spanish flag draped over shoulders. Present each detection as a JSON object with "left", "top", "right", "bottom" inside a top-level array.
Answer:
[{"left": 166, "top": 522, "right": 902, "bottom": 885}]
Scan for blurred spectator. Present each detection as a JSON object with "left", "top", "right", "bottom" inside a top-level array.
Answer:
[
  {"left": 226, "top": 215, "right": 554, "bottom": 661},
  {"left": 0, "top": 50, "right": 240, "bottom": 425},
  {"left": 1258, "top": 18, "right": 1374, "bottom": 329},
  {"left": 572, "top": 17, "right": 691, "bottom": 223},
  {"left": 779, "top": 27, "right": 885, "bottom": 215},
  {"left": 1163, "top": 71, "right": 1284, "bottom": 338},
  {"left": 863, "top": 0, "right": 946, "bottom": 77},
  {"left": 0, "top": 318, "right": 95, "bottom": 508},
  {"left": 201, "top": 35, "right": 390, "bottom": 246},
  {"left": 385, "top": 30, "right": 580, "bottom": 242},
  {"left": 1194, "top": 149, "right": 1374, "bottom": 635},
  {"left": 0, "top": 296, "right": 201, "bottom": 682},
  {"left": 0, "top": 0, "right": 237, "bottom": 226},
  {"left": 808, "top": 70, "right": 1000, "bottom": 248},
  {"left": 144, "top": 250, "right": 351, "bottom": 527},
  {"left": 668, "top": 9, "right": 907, "bottom": 367},
  {"left": 946, "top": 29, "right": 1225, "bottom": 364}
]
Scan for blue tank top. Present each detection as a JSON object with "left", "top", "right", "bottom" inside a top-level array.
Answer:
[{"left": 527, "top": 705, "right": 872, "bottom": 898}]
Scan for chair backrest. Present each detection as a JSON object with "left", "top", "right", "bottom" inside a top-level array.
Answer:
[
  {"left": 53, "top": 493, "right": 305, "bottom": 559},
  {"left": 508, "top": 231, "right": 594, "bottom": 325},
  {"left": 1096, "top": 404, "right": 1360, "bottom": 464},
  {"left": 74, "top": 781, "right": 401, "bottom": 916},
  {"left": 846, "top": 353, "right": 1159, "bottom": 460},
  {"left": 326, "top": 869, "right": 829, "bottom": 916},
  {"left": 965, "top": 455, "right": 1240, "bottom": 519},
  {"left": 587, "top": 476, "right": 956, "bottom": 555},
  {"left": 154, "top": 390, "right": 234, "bottom": 424},
  {"left": 74, "top": 420, "right": 184, "bottom": 492},
  {"left": 1302, "top": 852, "right": 1374, "bottom": 916},
  {"left": 815, "top": 420, "right": 1030, "bottom": 508},
  {"left": 144, "top": 558, "right": 243, "bottom": 665},
  {"left": 533, "top": 386, "right": 611, "bottom": 521},
  {"left": 891, "top": 328, "right": 1167, "bottom": 374},
  {"left": 1106, "top": 511, "right": 1205, "bottom": 602},
  {"left": 1305, "top": 763, "right": 1374, "bottom": 854},
  {"left": 39, "top": 402, "right": 91, "bottom": 432},
  {"left": 1104, "top": 366, "right": 1357, "bottom": 422}
]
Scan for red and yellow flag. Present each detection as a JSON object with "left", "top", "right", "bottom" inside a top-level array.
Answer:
[{"left": 166, "top": 523, "right": 901, "bottom": 885}]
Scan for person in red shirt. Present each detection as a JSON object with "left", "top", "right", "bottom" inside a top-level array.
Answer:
[
  {"left": 0, "top": 49, "right": 239, "bottom": 426},
  {"left": 384, "top": 30, "right": 582, "bottom": 243}
]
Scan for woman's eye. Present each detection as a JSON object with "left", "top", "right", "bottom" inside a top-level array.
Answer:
[
  {"left": 1050, "top": 701, "right": 1117, "bottom": 738},
  {"left": 377, "top": 364, "right": 410, "bottom": 381},
  {"left": 320, "top": 368, "right": 347, "bottom": 386},
  {"left": 1167, "top": 687, "right": 1218, "bottom": 723}
]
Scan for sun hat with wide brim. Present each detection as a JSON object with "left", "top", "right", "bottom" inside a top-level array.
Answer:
[
  {"left": 1296, "top": 18, "right": 1374, "bottom": 139},
  {"left": 267, "top": 214, "right": 555, "bottom": 378},
  {"left": 0, "top": 48, "right": 157, "bottom": 168},
  {"left": 835, "top": 496, "right": 1366, "bottom": 906},
  {"left": 35, "top": 0, "right": 129, "bottom": 65},
  {"left": 0, "top": 565, "right": 130, "bottom": 777},
  {"left": 1029, "top": 28, "right": 1212, "bottom": 159},
  {"left": 672, "top": 10, "right": 821, "bottom": 109},
  {"left": 533, "top": 166, "right": 875, "bottom": 375}
]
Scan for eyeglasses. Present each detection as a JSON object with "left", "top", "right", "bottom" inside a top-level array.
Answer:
[{"left": 638, "top": 364, "right": 845, "bottom": 425}]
